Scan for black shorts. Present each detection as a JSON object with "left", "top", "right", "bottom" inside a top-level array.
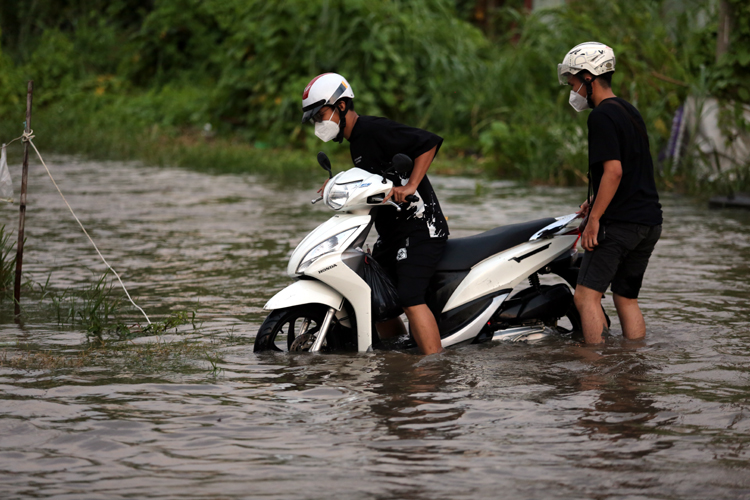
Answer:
[
  {"left": 577, "top": 222, "right": 662, "bottom": 299},
  {"left": 372, "top": 228, "right": 447, "bottom": 308}
]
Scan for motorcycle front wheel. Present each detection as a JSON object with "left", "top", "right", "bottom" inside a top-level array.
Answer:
[
  {"left": 254, "top": 304, "right": 357, "bottom": 352},
  {"left": 254, "top": 305, "right": 328, "bottom": 352}
]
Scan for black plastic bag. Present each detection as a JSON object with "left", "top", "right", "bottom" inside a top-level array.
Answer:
[{"left": 363, "top": 254, "right": 402, "bottom": 322}]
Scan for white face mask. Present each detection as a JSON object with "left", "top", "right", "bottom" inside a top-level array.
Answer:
[
  {"left": 569, "top": 82, "right": 589, "bottom": 112},
  {"left": 314, "top": 110, "right": 340, "bottom": 142}
]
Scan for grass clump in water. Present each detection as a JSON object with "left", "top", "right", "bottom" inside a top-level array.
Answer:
[
  {"left": 37, "top": 272, "right": 199, "bottom": 345},
  {"left": 0, "top": 337, "right": 223, "bottom": 374},
  {"left": 2, "top": 275, "right": 227, "bottom": 375},
  {"left": 0, "top": 231, "right": 225, "bottom": 376},
  {"left": 0, "top": 224, "right": 16, "bottom": 297},
  {"left": 0, "top": 346, "right": 92, "bottom": 371}
]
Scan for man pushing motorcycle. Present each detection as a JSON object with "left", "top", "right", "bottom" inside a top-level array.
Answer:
[
  {"left": 301, "top": 73, "right": 449, "bottom": 355},
  {"left": 557, "top": 42, "right": 663, "bottom": 344}
]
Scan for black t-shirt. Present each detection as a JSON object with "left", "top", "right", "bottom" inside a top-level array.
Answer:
[
  {"left": 347, "top": 116, "right": 449, "bottom": 239},
  {"left": 588, "top": 97, "right": 663, "bottom": 226}
]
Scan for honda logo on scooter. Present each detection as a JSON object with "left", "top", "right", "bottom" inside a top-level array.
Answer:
[{"left": 318, "top": 264, "right": 338, "bottom": 274}]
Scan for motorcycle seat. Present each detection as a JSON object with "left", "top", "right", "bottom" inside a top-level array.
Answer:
[{"left": 436, "top": 218, "right": 558, "bottom": 271}]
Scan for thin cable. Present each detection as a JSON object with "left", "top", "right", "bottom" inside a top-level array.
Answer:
[{"left": 21, "top": 130, "right": 151, "bottom": 324}]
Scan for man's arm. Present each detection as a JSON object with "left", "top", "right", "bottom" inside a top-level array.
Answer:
[
  {"left": 581, "top": 159, "right": 622, "bottom": 252},
  {"left": 384, "top": 145, "right": 437, "bottom": 203}
]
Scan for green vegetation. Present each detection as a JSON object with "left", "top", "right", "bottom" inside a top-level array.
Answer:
[
  {"left": 36, "top": 272, "right": 199, "bottom": 344},
  {"left": 709, "top": 0, "right": 750, "bottom": 103},
  {"left": 1, "top": 271, "right": 226, "bottom": 374},
  {"left": 0, "top": 225, "right": 16, "bottom": 295},
  {"left": 0, "top": 336, "right": 227, "bottom": 374},
  {"left": 0, "top": 0, "right": 748, "bottom": 192},
  {"left": 0, "top": 225, "right": 217, "bottom": 373}
]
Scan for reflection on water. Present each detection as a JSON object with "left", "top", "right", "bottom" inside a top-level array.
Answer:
[{"left": 0, "top": 157, "right": 749, "bottom": 499}]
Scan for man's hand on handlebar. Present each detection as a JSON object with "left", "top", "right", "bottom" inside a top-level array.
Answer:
[{"left": 384, "top": 184, "right": 417, "bottom": 204}]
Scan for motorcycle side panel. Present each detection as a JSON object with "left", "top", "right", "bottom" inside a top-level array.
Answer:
[
  {"left": 281, "top": 212, "right": 375, "bottom": 352},
  {"left": 494, "top": 284, "right": 573, "bottom": 322},
  {"left": 443, "top": 235, "right": 578, "bottom": 312},
  {"left": 440, "top": 294, "right": 508, "bottom": 348},
  {"left": 264, "top": 280, "right": 345, "bottom": 312},
  {"left": 303, "top": 251, "right": 372, "bottom": 352}
]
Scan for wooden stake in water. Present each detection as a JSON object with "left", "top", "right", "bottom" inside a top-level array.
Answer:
[{"left": 14, "top": 81, "right": 33, "bottom": 319}]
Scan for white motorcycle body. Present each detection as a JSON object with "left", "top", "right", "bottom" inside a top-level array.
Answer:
[{"left": 259, "top": 166, "right": 583, "bottom": 352}]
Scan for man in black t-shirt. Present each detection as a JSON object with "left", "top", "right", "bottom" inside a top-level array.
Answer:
[
  {"left": 558, "top": 42, "right": 663, "bottom": 344},
  {"left": 301, "top": 73, "right": 448, "bottom": 355}
]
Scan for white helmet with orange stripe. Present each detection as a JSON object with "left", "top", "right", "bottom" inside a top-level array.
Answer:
[{"left": 301, "top": 73, "right": 355, "bottom": 124}]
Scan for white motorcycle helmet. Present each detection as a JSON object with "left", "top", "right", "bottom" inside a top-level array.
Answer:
[
  {"left": 301, "top": 73, "right": 355, "bottom": 124},
  {"left": 557, "top": 42, "right": 616, "bottom": 85}
]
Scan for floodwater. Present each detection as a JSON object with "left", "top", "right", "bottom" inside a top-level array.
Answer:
[{"left": 0, "top": 156, "right": 749, "bottom": 499}]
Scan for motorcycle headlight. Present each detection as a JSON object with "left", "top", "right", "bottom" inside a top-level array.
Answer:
[
  {"left": 297, "top": 227, "right": 358, "bottom": 274},
  {"left": 326, "top": 181, "right": 361, "bottom": 210}
]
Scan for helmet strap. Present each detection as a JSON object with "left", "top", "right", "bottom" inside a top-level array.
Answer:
[
  {"left": 334, "top": 100, "right": 349, "bottom": 143},
  {"left": 584, "top": 76, "right": 596, "bottom": 109}
]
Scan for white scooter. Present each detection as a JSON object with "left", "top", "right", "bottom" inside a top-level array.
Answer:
[{"left": 255, "top": 153, "right": 592, "bottom": 353}]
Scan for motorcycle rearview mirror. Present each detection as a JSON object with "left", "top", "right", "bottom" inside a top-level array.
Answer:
[
  {"left": 381, "top": 153, "right": 414, "bottom": 184},
  {"left": 391, "top": 153, "right": 413, "bottom": 175},
  {"left": 317, "top": 151, "right": 333, "bottom": 179}
]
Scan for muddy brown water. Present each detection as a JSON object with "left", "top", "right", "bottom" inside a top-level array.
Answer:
[{"left": 0, "top": 157, "right": 749, "bottom": 499}]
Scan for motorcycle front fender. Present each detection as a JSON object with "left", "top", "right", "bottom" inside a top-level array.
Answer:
[{"left": 264, "top": 280, "right": 345, "bottom": 312}]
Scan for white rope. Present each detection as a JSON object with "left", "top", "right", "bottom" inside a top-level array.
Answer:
[{"left": 19, "top": 130, "right": 151, "bottom": 324}]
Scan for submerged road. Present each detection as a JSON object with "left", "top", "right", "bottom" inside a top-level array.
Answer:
[{"left": 0, "top": 156, "right": 748, "bottom": 499}]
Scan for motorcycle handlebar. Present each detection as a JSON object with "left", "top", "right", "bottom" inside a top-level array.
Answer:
[{"left": 368, "top": 194, "right": 418, "bottom": 205}]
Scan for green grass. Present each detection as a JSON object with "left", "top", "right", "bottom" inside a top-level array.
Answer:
[
  {"left": 0, "top": 107, "right": 322, "bottom": 177},
  {"left": 0, "top": 224, "right": 16, "bottom": 296},
  {"left": 34, "top": 271, "right": 201, "bottom": 345},
  {"left": 0, "top": 102, "right": 487, "bottom": 186},
  {"left": 0, "top": 270, "right": 228, "bottom": 375},
  {"left": 0, "top": 336, "right": 228, "bottom": 374}
]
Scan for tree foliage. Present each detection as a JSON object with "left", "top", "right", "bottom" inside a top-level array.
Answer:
[{"left": 710, "top": 0, "right": 750, "bottom": 103}]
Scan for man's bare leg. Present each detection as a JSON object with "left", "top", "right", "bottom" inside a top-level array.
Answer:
[
  {"left": 613, "top": 294, "right": 646, "bottom": 340},
  {"left": 376, "top": 317, "right": 408, "bottom": 340},
  {"left": 574, "top": 284, "right": 608, "bottom": 344},
  {"left": 403, "top": 304, "right": 443, "bottom": 355}
]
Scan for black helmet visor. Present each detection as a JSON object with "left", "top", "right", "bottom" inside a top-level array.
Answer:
[
  {"left": 300, "top": 83, "right": 349, "bottom": 123},
  {"left": 301, "top": 100, "right": 325, "bottom": 124}
]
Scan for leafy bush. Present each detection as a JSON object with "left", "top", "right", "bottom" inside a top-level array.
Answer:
[
  {"left": 475, "top": 0, "right": 698, "bottom": 181},
  {"left": 120, "top": 0, "right": 493, "bottom": 145},
  {"left": 707, "top": 0, "right": 750, "bottom": 103}
]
